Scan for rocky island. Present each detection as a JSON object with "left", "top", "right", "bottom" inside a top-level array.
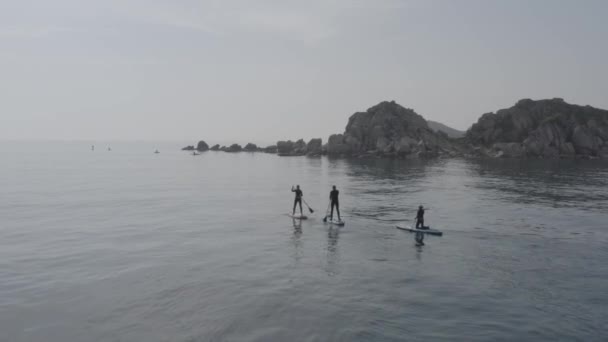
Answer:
[
  {"left": 324, "top": 101, "right": 462, "bottom": 158},
  {"left": 182, "top": 98, "right": 608, "bottom": 159},
  {"left": 467, "top": 98, "right": 608, "bottom": 159}
]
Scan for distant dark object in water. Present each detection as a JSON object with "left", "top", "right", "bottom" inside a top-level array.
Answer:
[{"left": 196, "top": 140, "right": 209, "bottom": 152}]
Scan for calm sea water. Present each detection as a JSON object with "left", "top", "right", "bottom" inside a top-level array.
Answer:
[{"left": 1, "top": 142, "right": 607, "bottom": 342}]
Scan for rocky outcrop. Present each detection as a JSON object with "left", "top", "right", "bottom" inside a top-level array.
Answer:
[
  {"left": 196, "top": 140, "right": 209, "bottom": 152},
  {"left": 276, "top": 139, "right": 309, "bottom": 156},
  {"left": 293, "top": 139, "right": 307, "bottom": 155},
  {"left": 467, "top": 98, "right": 608, "bottom": 158},
  {"left": 182, "top": 145, "right": 195, "bottom": 151},
  {"left": 326, "top": 101, "right": 458, "bottom": 158},
  {"left": 277, "top": 140, "right": 295, "bottom": 155},
  {"left": 263, "top": 145, "right": 278, "bottom": 153},
  {"left": 226, "top": 144, "right": 242, "bottom": 153},
  {"left": 326, "top": 134, "right": 351, "bottom": 155},
  {"left": 210, "top": 144, "right": 220, "bottom": 151},
  {"left": 306, "top": 138, "right": 322, "bottom": 156},
  {"left": 244, "top": 143, "right": 258, "bottom": 152}
]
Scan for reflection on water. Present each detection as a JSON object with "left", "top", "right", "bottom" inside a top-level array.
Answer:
[
  {"left": 290, "top": 219, "right": 303, "bottom": 265},
  {"left": 324, "top": 226, "right": 340, "bottom": 276},
  {"left": 465, "top": 158, "right": 608, "bottom": 211}
]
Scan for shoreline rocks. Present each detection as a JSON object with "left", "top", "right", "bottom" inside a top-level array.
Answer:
[
  {"left": 226, "top": 144, "right": 242, "bottom": 153},
  {"left": 180, "top": 98, "right": 608, "bottom": 160},
  {"left": 276, "top": 138, "right": 323, "bottom": 156}
]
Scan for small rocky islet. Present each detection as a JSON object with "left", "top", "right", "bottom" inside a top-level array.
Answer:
[{"left": 182, "top": 98, "right": 608, "bottom": 159}]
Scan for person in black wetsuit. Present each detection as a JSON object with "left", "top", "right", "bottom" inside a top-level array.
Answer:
[
  {"left": 416, "top": 205, "right": 425, "bottom": 229},
  {"left": 329, "top": 185, "right": 341, "bottom": 221},
  {"left": 291, "top": 185, "right": 303, "bottom": 215}
]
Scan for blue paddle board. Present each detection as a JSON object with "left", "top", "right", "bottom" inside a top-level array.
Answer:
[{"left": 396, "top": 225, "right": 443, "bottom": 236}]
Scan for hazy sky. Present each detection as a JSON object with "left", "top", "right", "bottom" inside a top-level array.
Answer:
[{"left": 1, "top": 0, "right": 607, "bottom": 143}]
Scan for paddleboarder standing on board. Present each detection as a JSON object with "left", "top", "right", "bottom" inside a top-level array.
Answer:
[
  {"left": 329, "top": 185, "right": 341, "bottom": 221},
  {"left": 291, "top": 185, "right": 303, "bottom": 216},
  {"left": 416, "top": 205, "right": 425, "bottom": 229}
]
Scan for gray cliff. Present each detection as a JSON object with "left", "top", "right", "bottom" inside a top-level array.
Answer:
[{"left": 466, "top": 98, "right": 608, "bottom": 158}]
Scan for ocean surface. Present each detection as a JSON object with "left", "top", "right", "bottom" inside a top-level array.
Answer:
[{"left": 1, "top": 141, "right": 607, "bottom": 342}]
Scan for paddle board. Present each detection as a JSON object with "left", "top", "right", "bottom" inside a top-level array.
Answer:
[
  {"left": 327, "top": 219, "right": 345, "bottom": 226},
  {"left": 288, "top": 214, "right": 308, "bottom": 220},
  {"left": 396, "top": 225, "right": 443, "bottom": 236}
]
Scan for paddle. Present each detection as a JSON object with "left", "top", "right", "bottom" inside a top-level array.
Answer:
[
  {"left": 302, "top": 199, "right": 315, "bottom": 214},
  {"left": 322, "top": 202, "right": 331, "bottom": 222}
]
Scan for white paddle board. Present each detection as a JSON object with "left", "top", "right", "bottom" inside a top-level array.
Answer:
[
  {"left": 288, "top": 214, "right": 308, "bottom": 220},
  {"left": 327, "top": 219, "right": 345, "bottom": 226}
]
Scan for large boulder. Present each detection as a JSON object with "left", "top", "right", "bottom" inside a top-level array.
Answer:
[
  {"left": 277, "top": 140, "right": 295, "bottom": 155},
  {"left": 306, "top": 138, "right": 323, "bottom": 156},
  {"left": 571, "top": 125, "right": 597, "bottom": 155},
  {"left": 276, "top": 139, "right": 307, "bottom": 156},
  {"left": 326, "top": 134, "right": 352, "bottom": 155},
  {"left": 196, "top": 140, "right": 209, "bottom": 152},
  {"left": 293, "top": 139, "right": 307, "bottom": 155},
  {"left": 467, "top": 98, "right": 608, "bottom": 158},
  {"left": 492, "top": 142, "right": 524, "bottom": 158},
  {"left": 244, "top": 143, "right": 258, "bottom": 152},
  {"left": 181, "top": 145, "right": 195, "bottom": 151},
  {"left": 225, "top": 144, "right": 242, "bottom": 153}
]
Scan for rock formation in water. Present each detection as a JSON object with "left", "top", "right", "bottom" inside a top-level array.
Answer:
[
  {"left": 182, "top": 145, "right": 195, "bottom": 151},
  {"left": 306, "top": 138, "right": 323, "bottom": 156},
  {"left": 263, "top": 145, "right": 278, "bottom": 153},
  {"left": 226, "top": 144, "right": 242, "bottom": 153},
  {"left": 326, "top": 101, "right": 459, "bottom": 158},
  {"left": 244, "top": 143, "right": 258, "bottom": 152},
  {"left": 466, "top": 98, "right": 608, "bottom": 158},
  {"left": 196, "top": 140, "right": 209, "bottom": 152},
  {"left": 276, "top": 138, "right": 322, "bottom": 156},
  {"left": 210, "top": 144, "right": 220, "bottom": 151},
  {"left": 276, "top": 140, "right": 295, "bottom": 155}
]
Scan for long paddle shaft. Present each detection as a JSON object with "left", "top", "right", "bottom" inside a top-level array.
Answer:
[
  {"left": 323, "top": 202, "right": 331, "bottom": 222},
  {"left": 302, "top": 199, "right": 315, "bottom": 214}
]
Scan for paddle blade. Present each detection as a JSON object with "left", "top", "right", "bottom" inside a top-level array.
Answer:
[
  {"left": 308, "top": 208, "right": 314, "bottom": 214},
  {"left": 323, "top": 216, "right": 327, "bottom": 222}
]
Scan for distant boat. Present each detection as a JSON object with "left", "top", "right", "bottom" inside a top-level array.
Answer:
[
  {"left": 108, "top": 147, "right": 112, "bottom": 151},
  {"left": 192, "top": 151, "right": 200, "bottom": 156},
  {"left": 91, "top": 145, "right": 95, "bottom": 151},
  {"left": 154, "top": 150, "right": 160, "bottom": 154}
]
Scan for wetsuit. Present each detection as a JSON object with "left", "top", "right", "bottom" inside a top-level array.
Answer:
[
  {"left": 416, "top": 208, "right": 425, "bottom": 228},
  {"left": 330, "top": 189, "right": 340, "bottom": 220},
  {"left": 292, "top": 188, "right": 303, "bottom": 214}
]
